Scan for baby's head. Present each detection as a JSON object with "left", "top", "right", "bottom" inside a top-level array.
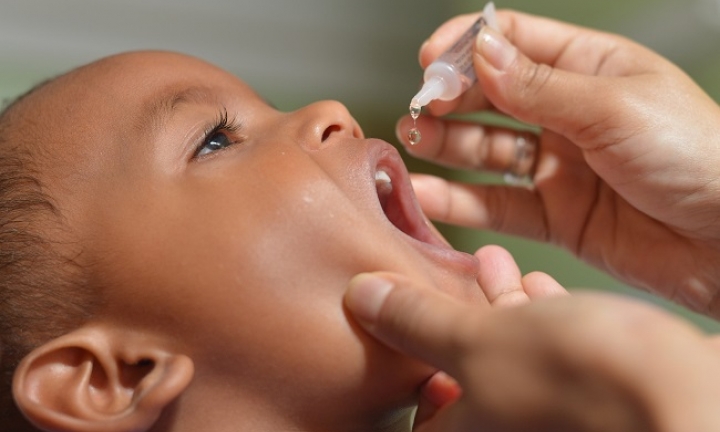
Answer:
[{"left": 0, "top": 51, "right": 485, "bottom": 432}]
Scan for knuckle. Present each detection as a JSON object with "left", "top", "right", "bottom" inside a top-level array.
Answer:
[
  {"left": 509, "top": 61, "right": 556, "bottom": 120},
  {"left": 516, "top": 62, "right": 555, "bottom": 102}
]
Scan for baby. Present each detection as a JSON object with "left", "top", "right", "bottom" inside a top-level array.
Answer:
[{"left": 0, "top": 51, "right": 489, "bottom": 432}]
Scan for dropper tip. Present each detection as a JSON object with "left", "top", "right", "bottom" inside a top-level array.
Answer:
[
  {"left": 409, "top": 101, "right": 421, "bottom": 120},
  {"left": 411, "top": 76, "right": 445, "bottom": 109}
]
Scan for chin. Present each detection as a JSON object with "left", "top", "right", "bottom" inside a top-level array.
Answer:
[{"left": 344, "top": 306, "right": 438, "bottom": 407}]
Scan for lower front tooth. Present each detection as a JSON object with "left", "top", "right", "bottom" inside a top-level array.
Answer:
[{"left": 375, "top": 170, "right": 391, "bottom": 185}]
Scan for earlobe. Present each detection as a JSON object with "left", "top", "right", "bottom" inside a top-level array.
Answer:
[{"left": 12, "top": 325, "right": 194, "bottom": 432}]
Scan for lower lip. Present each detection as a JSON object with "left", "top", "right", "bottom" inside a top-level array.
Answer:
[
  {"left": 406, "top": 235, "right": 485, "bottom": 304},
  {"left": 405, "top": 234, "right": 480, "bottom": 277}
]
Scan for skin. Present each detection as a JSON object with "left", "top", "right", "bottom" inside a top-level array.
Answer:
[
  {"left": 10, "top": 51, "right": 495, "bottom": 432},
  {"left": 396, "top": 9, "right": 720, "bottom": 317}
]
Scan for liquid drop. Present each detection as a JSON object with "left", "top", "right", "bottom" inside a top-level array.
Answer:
[
  {"left": 408, "top": 128, "right": 422, "bottom": 145},
  {"left": 410, "top": 104, "right": 421, "bottom": 121},
  {"left": 408, "top": 103, "right": 422, "bottom": 145}
]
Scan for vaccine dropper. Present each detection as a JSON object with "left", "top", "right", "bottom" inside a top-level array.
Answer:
[{"left": 408, "top": 2, "right": 499, "bottom": 145}]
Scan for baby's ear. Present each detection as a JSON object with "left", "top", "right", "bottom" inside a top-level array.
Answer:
[{"left": 12, "top": 325, "right": 194, "bottom": 432}]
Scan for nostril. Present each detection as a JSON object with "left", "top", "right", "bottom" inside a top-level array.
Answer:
[{"left": 321, "top": 124, "right": 343, "bottom": 142}]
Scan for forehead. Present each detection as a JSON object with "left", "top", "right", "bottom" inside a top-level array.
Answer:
[
  {"left": 15, "top": 51, "right": 258, "bottom": 141},
  {"left": 57, "top": 51, "right": 258, "bottom": 125},
  {"left": 11, "top": 51, "right": 257, "bottom": 164}
]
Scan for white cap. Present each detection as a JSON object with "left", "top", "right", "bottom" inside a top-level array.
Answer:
[{"left": 411, "top": 76, "right": 445, "bottom": 108}]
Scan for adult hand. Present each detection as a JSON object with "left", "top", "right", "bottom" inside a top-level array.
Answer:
[
  {"left": 408, "top": 244, "right": 568, "bottom": 425},
  {"left": 399, "top": 9, "right": 720, "bottom": 317},
  {"left": 345, "top": 272, "right": 720, "bottom": 432}
]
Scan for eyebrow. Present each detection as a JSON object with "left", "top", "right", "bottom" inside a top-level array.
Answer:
[
  {"left": 141, "top": 85, "right": 220, "bottom": 135},
  {"left": 139, "top": 84, "right": 276, "bottom": 137}
]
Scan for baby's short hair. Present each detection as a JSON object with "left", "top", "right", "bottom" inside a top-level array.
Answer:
[{"left": 0, "top": 82, "right": 95, "bottom": 431}]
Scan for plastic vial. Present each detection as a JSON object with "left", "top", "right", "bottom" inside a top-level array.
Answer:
[{"left": 409, "top": 2, "right": 499, "bottom": 112}]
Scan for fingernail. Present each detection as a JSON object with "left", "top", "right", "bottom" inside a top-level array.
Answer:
[
  {"left": 476, "top": 27, "right": 516, "bottom": 71},
  {"left": 346, "top": 273, "right": 394, "bottom": 322}
]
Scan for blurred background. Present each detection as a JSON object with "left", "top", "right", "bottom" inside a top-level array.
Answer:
[{"left": 2, "top": 0, "right": 720, "bottom": 330}]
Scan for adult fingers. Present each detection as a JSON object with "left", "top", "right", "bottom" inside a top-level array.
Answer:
[
  {"left": 396, "top": 115, "right": 537, "bottom": 176},
  {"left": 419, "top": 10, "right": 622, "bottom": 73},
  {"left": 418, "top": 10, "right": 656, "bottom": 117},
  {"left": 494, "top": 10, "right": 657, "bottom": 74},
  {"left": 472, "top": 24, "right": 673, "bottom": 153},
  {"left": 344, "top": 272, "right": 481, "bottom": 375},
  {"left": 408, "top": 173, "right": 548, "bottom": 241},
  {"left": 474, "top": 245, "right": 569, "bottom": 308},
  {"left": 474, "top": 26, "right": 617, "bottom": 146},
  {"left": 474, "top": 245, "right": 529, "bottom": 308},
  {"left": 414, "top": 371, "right": 462, "bottom": 427}
]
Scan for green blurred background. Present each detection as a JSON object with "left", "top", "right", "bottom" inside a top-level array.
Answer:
[{"left": 2, "top": 0, "right": 719, "bottom": 330}]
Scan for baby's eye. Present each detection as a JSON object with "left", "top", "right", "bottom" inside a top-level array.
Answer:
[{"left": 195, "top": 131, "right": 234, "bottom": 158}]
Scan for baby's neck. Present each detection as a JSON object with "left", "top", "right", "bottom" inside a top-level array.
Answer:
[{"left": 151, "top": 398, "right": 415, "bottom": 432}]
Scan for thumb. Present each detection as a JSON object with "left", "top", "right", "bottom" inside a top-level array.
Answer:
[
  {"left": 474, "top": 26, "right": 614, "bottom": 148},
  {"left": 344, "top": 272, "right": 477, "bottom": 375}
]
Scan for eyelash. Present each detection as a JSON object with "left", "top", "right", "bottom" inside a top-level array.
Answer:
[{"left": 193, "top": 108, "right": 244, "bottom": 159}]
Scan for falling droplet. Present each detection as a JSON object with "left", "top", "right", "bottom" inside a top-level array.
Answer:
[
  {"left": 408, "top": 102, "right": 422, "bottom": 145},
  {"left": 408, "top": 128, "right": 422, "bottom": 145}
]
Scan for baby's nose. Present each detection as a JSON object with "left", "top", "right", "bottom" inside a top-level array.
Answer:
[{"left": 296, "top": 100, "right": 364, "bottom": 151}]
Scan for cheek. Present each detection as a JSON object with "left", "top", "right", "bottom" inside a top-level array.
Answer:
[
  {"left": 144, "top": 223, "right": 433, "bottom": 412},
  {"left": 182, "top": 285, "right": 433, "bottom": 415},
  {"left": 93, "top": 156, "right": 454, "bottom": 410}
]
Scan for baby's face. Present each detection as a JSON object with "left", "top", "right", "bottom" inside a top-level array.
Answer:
[{"left": 29, "top": 51, "right": 485, "bottom": 423}]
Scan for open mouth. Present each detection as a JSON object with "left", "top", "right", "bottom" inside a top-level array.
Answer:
[
  {"left": 365, "top": 138, "right": 479, "bottom": 276},
  {"left": 375, "top": 169, "right": 413, "bottom": 238},
  {"left": 373, "top": 163, "right": 445, "bottom": 248}
]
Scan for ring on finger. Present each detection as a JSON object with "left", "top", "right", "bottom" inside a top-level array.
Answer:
[{"left": 504, "top": 132, "right": 538, "bottom": 186}]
